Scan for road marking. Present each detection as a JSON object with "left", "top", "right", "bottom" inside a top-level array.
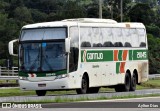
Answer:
[{"left": 79, "top": 96, "right": 160, "bottom": 102}]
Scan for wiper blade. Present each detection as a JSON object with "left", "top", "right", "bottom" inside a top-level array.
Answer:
[{"left": 29, "top": 48, "right": 41, "bottom": 71}]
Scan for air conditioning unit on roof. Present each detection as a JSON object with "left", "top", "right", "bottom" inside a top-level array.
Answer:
[{"left": 62, "top": 18, "right": 117, "bottom": 24}]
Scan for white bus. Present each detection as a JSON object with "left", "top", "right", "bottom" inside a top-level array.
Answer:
[{"left": 9, "top": 18, "right": 148, "bottom": 96}]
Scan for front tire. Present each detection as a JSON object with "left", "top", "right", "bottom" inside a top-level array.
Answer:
[
  {"left": 36, "top": 90, "right": 46, "bottom": 96},
  {"left": 76, "top": 75, "right": 89, "bottom": 94}
]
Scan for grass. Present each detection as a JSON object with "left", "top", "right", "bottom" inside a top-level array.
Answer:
[
  {"left": 0, "top": 79, "right": 159, "bottom": 97},
  {"left": 140, "top": 79, "right": 160, "bottom": 88},
  {"left": 25, "top": 93, "right": 160, "bottom": 103}
]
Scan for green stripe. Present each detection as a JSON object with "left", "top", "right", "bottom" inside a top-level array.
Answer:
[
  {"left": 129, "top": 50, "right": 133, "bottom": 60},
  {"left": 118, "top": 50, "right": 123, "bottom": 61},
  {"left": 132, "top": 50, "right": 148, "bottom": 60},
  {"left": 81, "top": 50, "right": 85, "bottom": 62},
  {"left": 19, "top": 70, "right": 67, "bottom": 77},
  {"left": 81, "top": 49, "right": 148, "bottom": 63},
  {"left": 116, "top": 62, "right": 120, "bottom": 74},
  {"left": 81, "top": 50, "right": 113, "bottom": 62}
]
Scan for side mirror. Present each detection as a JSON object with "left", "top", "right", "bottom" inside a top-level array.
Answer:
[
  {"left": 8, "top": 39, "right": 19, "bottom": 56},
  {"left": 65, "top": 38, "right": 70, "bottom": 53}
]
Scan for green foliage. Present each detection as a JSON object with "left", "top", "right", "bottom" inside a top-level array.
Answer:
[
  {"left": 147, "top": 34, "right": 160, "bottom": 74},
  {"left": 146, "top": 24, "right": 160, "bottom": 37},
  {"left": 106, "top": 0, "right": 132, "bottom": 21},
  {"left": 31, "top": 9, "right": 47, "bottom": 22},
  {"left": 13, "top": 6, "right": 33, "bottom": 23},
  {"left": 128, "top": 3, "right": 155, "bottom": 25},
  {"left": 0, "top": 0, "right": 160, "bottom": 74}
]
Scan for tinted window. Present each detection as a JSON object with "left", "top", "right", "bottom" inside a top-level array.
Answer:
[
  {"left": 80, "top": 27, "right": 92, "bottom": 47},
  {"left": 21, "top": 28, "right": 66, "bottom": 41},
  {"left": 69, "top": 27, "right": 79, "bottom": 72},
  {"left": 80, "top": 27, "right": 146, "bottom": 48}
]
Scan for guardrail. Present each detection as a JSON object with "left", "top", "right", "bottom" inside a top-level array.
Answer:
[
  {"left": 148, "top": 74, "right": 160, "bottom": 79},
  {"left": 0, "top": 66, "right": 18, "bottom": 80}
]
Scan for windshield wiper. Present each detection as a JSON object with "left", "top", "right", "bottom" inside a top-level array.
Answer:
[
  {"left": 43, "top": 56, "right": 53, "bottom": 71},
  {"left": 29, "top": 48, "right": 41, "bottom": 71}
]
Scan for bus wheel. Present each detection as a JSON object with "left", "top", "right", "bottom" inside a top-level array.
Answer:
[
  {"left": 130, "top": 73, "right": 137, "bottom": 91},
  {"left": 89, "top": 87, "right": 100, "bottom": 93},
  {"left": 115, "top": 73, "right": 131, "bottom": 92},
  {"left": 36, "top": 90, "right": 46, "bottom": 96},
  {"left": 76, "top": 75, "right": 89, "bottom": 94},
  {"left": 123, "top": 72, "right": 131, "bottom": 92}
]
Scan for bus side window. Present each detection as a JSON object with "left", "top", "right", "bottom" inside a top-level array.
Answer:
[
  {"left": 97, "top": 43, "right": 102, "bottom": 47},
  {"left": 139, "top": 42, "right": 146, "bottom": 47},
  {"left": 124, "top": 42, "right": 132, "bottom": 47},
  {"left": 69, "top": 47, "right": 78, "bottom": 72},
  {"left": 81, "top": 42, "right": 91, "bottom": 47},
  {"left": 103, "top": 41, "right": 114, "bottom": 47},
  {"left": 69, "top": 26, "right": 79, "bottom": 72},
  {"left": 93, "top": 43, "right": 97, "bottom": 47},
  {"left": 114, "top": 42, "right": 123, "bottom": 47},
  {"left": 93, "top": 43, "right": 102, "bottom": 47}
]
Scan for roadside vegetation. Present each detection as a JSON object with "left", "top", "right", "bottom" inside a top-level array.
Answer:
[
  {"left": 0, "top": 0, "right": 160, "bottom": 74},
  {"left": 27, "top": 93, "right": 160, "bottom": 103}
]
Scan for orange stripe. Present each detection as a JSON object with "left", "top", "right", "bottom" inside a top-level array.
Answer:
[
  {"left": 120, "top": 62, "right": 125, "bottom": 73},
  {"left": 122, "top": 50, "right": 128, "bottom": 61},
  {"left": 114, "top": 50, "right": 118, "bottom": 61}
]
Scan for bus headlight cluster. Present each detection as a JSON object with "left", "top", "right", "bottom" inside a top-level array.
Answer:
[
  {"left": 55, "top": 74, "right": 68, "bottom": 79},
  {"left": 19, "top": 76, "right": 28, "bottom": 80}
]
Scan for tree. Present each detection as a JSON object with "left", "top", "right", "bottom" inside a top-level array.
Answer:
[
  {"left": 146, "top": 24, "right": 160, "bottom": 37},
  {"left": 0, "top": 1, "right": 10, "bottom": 13},
  {"left": 31, "top": 9, "right": 47, "bottom": 22},
  {"left": 128, "top": 3, "right": 156, "bottom": 25},
  {"left": 135, "top": 0, "right": 158, "bottom": 7},
  {"left": 102, "top": 0, "right": 132, "bottom": 21},
  {"left": 86, "top": 2, "right": 99, "bottom": 18},
  {"left": 63, "top": 1, "right": 86, "bottom": 19},
  {"left": 13, "top": 6, "right": 33, "bottom": 23},
  {"left": 147, "top": 34, "right": 160, "bottom": 74},
  {"left": 0, "top": 13, "right": 19, "bottom": 59}
]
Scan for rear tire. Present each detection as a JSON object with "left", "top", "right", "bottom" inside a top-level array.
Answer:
[
  {"left": 36, "top": 90, "right": 46, "bottom": 96},
  {"left": 115, "top": 72, "right": 131, "bottom": 92},
  {"left": 76, "top": 75, "right": 89, "bottom": 94},
  {"left": 130, "top": 73, "right": 137, "bottom": 91},
  {"left": 123, "top": 73, "right": 131, "bottom": 92}
]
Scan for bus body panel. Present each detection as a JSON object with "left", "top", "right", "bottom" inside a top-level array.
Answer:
[
  {"left": 19, "top": 71, "right": 83, "bottom": 90},
  {"left": 11, "top": 18, "right": 148, "bottom": 92}
]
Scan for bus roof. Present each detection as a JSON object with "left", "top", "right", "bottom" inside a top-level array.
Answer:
[{"left": 22, "top": 18, "right": 145, "bottom": 29}]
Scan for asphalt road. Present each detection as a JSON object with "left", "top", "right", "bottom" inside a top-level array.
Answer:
[
  {"left": 42, "top": 97, "right": 160, "bottom": 108},
  {"left": 1, "top": 97, "right": 160, "bottom": 111},
  {"left": 0, "top": 89, "right": 160, "bottom": 102},
  {"left": 0, "top": 88, "right": 160, "bottom": 111}
]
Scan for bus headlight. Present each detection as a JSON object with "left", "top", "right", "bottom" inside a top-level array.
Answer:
[
  {"left": 19, "top": 76, "right": 28, "bottom": 80},
  {"left": 55, "top": 74, "right": 68, "bottom": 79}
]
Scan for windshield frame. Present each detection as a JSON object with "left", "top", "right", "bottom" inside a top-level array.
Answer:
[
  {"left": 19, "top": 40, "right": 67, "bottom": 73},
  {"left": 20, "top": 27, "right": 67, "bottom": 42},
  {"left": 19, "top": 27, "right": 68, "bottom": 73}
]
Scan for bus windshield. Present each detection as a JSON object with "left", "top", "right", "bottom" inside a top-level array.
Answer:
[
  {"left": 19, "top": 42, "right": 67, "bottom": 72},
  {"left": 20, "top": 28, "right": 66, "bottom": 41}
]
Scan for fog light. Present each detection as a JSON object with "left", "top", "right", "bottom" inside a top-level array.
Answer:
[
  {"left": 19, "top": 76, "right": 28, "bottom": 80},
  {"left": 55, "top": 74, "right": 68, "bottom": 79}
]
